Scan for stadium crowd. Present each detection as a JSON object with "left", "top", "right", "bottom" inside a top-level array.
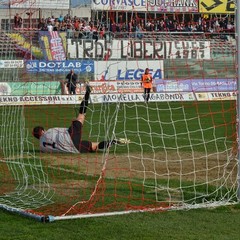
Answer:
[{"left": 14, "top": 12, "right": 235, "bottom": 40}]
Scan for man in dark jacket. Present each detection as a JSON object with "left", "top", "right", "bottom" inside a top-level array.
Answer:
[{"left": 66, "top": 69, "right": 78, "bottom": 94}]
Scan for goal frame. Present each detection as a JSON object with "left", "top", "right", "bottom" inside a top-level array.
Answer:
[{"left": 236, "top": 0, "right": 240, "bottom": 200}]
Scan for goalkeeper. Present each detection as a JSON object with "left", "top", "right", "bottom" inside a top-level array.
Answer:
[
  {"left": 32, "top": 84, "right": 129, "bottom": 153},
  {"left": 141, "top": 68, "right": 153, "bottom": 103}
]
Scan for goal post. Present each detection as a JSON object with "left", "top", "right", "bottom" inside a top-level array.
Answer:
[{"left": 236, "top": 0, "right": 240, "bottom": 200}]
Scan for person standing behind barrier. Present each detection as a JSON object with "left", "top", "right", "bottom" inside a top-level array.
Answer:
[
  {"left": 14, "top": 13, "right": 22, "bottom": 28},
  {"left": 141, "top": 68, "right": 153, "bottom": 103},
  {"left": 66, "top": 69, "right": 78, "bottom": 95}
]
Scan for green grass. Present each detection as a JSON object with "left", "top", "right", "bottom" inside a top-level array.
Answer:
[
  {"left": 23, "top": 101, "right": 236, "bottom": 153},
  {"left": 0, "top": 204, "right": 240, "bottom": 240}
]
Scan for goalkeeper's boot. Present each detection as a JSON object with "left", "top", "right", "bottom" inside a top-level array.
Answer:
[{"left": 85, "top": 83, "right": 93, "bottom": 93}]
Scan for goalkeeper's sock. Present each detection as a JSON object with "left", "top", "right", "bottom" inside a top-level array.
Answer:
[{"left": 79, "top": 85, "right": 91, "bottom": 114}]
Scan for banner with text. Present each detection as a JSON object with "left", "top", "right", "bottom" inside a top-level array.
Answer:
[
  {"left": 39, "top": 31, "right": 66, "bottom": 61},
  {"left": 26, "top": 60, "right": 94, "bottom": 74},
  {"left": 0, "top": 92, "right": 236, "bottom": 106},
  {"left": 68, "top": 39, "right": 211, "bottom": 60},
  {"left": 0, "top": 60, "right": 24, "bottom": 68},
  {"left": 195, "top": 92, "right": 236, "bottom": 101},
  {"left": 1, "top": 79, "right": 235, "bottom": 96},
  {"left": 155, "top": 78, "right": 236, "bottom": 92},
  {"left": 91, "top": 0, "right": 198, "bottom": 12},
  {"left": 94, "top": 60, "right": 163, "bottom": 81},
  {"left": 0, "top": 92, "right": 195, "bottom": 106},
  {"left": 199, "top": 0, "right": 235, "bottom": 13},
  {"left": 84, "top": 81, "right": 143, "bottom": 93}
]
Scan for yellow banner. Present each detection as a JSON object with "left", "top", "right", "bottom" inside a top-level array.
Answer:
[{"left": 199, "top": 0, "right": 235, "bottom": 13}]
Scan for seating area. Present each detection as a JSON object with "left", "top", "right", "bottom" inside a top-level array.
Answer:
[{"left": 0, "top": 31, "right": 20, "bottom": 57}]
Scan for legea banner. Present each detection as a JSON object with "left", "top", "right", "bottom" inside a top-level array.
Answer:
[{"left": 94, "top": 60, "right": 164, "bottom": 81}]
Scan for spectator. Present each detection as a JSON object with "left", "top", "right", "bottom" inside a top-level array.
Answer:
[
  {"left": 14, "top": 13, "right": 22, "bottom": 28},
  {"left": 103, "top": 27, "right": 114, "bottom": 42},
  {"left": 58, "top": 14, "right": 64, "bottom": 23},
  {"left": 47, "top": 23, "right": 53, "bottom": 32},
  {"left": 135, "top": 23, "right": 144, "bottom": 39},
  {"left": 38, "top": 18, "right": 46, "bottom": 31},
  {"left": 50, "top": 15, "right": 55, "bottom": 25},
  {"left": 11, "top": 12, "right": 234, "bottom": 41}
]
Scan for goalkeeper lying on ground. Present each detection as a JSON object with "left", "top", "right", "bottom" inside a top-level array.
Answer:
[{"left": 32, "top": 84, "right": 130, "bottom": 153}]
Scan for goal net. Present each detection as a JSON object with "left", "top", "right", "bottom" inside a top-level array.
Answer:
[{"left": 0, "top": 1, "right": 239, "bottom": 221}]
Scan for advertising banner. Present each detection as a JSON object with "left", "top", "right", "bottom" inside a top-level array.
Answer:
[
  {"left": 0, "top": 60, "right": 24, "bottom": 68},
  {"left": 0, "top": 95, "right": 81, "bottom": 106},
  {"left": 96, "top": 92, "right": 195, "bottom": 103},
  {"left": 68, "top": 39, "right": 210, "bottom": 60},
  {"left": 39, "top": 31, "right": 66, "bottom": 61},
  {"left": 195, "top": 92, "right": 236, "bottom": 101},
  {"left": 0, "top": 81, "right": 61, "bottom": 96},
  {"left": 1, "top": 78, "right": 235, "bottom": 97},
  {"left": 0, "top": 80, "right": 142, "bottom": 96},
  {"left": 11, "top": 0, "right": 70, "bottom": 9},
  {"left": 199, "top": 0, "right": 235, "bottom": 13},
  {"left": 1, "top": 91, "right": 235, "bottom": 106},
  {"left": 0, "top": 92, "right": 195, "bottom": 106},
  {"left": 26, "top": 60, "right": 94, "bottom": 74},
  {"left": 94, "top": 60, "right": 163, "bottom": 81},
  {"left": 91, "top": 0, "right": 198, "bottom": 12},
  {"left": 85, "top": 81, "right": 142, "bottom": 93},
  {"left": 147, "top": 0, "right": 198, "bottom": 12},
  {"left": 74, "top": 79, "right": 236, "bottom": 94},
  {"left": 155, "top": 78, "right": 236, "bottom": 92}
]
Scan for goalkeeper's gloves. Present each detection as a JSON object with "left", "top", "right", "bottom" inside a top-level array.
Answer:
[{"left": 116, "top": 138, "right": 131, "bottom": 144}]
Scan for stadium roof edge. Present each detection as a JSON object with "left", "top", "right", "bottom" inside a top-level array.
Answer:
[{"left": 0, "top": 0, "right": 91, "bottom": 8}]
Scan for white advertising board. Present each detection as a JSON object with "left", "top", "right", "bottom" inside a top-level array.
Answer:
[
  {"left": 0, "top": 95, "right": 81, "bottom": 105},
  {"left": 0, "top": 92, "right": 195, "bottom": 106},
  {"left": 94, "top": 60, "right": 164, "bottom": 81},
  {"left": 92, "top": 92, "right": 196, "bottom": 103},
  {"left": 195, "top": 92, "right": 237, "bottom": 101},
  {"left": 1, "top": 92, "right": 236, "bottom": 106},
  {"left": 0, "top": 60, "right": 24, "bottom": 68}
]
